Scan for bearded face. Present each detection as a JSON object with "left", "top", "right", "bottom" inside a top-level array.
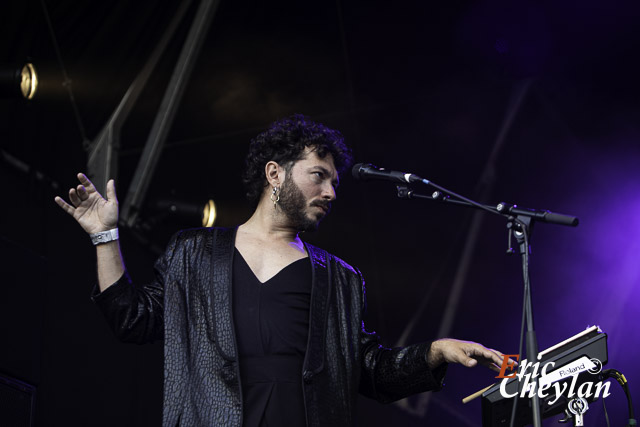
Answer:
[{"left": 278, "top": 173, "right": 331, "bottom": 232}]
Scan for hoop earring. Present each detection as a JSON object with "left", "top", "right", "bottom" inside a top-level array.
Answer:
[{"left": 270, "top": 186, "right": 280, "bottom": 208}]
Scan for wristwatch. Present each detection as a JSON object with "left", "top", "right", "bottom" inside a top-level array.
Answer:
[{"left": 90, "top": 228, "right": 119, "bottom": 246}]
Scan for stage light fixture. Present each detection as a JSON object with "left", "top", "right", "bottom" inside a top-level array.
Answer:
[
  {"left": 153, "top": 198, "right": 217, "bottom": 228},
  {"left": 202, "top": 199, "right": 216, "bottom": 227},
  {"left": 20, "top": 63, "right": 38, "bottom": 99},
  {"left": 0, "top": 63, "right": 38, "bottom": 100}
]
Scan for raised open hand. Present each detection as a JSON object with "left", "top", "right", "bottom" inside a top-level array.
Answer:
[{"left": 54, "top": 173, "right": 119, "bottom": 235}]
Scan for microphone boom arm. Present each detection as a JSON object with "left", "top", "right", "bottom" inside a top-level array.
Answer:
[{"left": 396, "top": 185, "right": 579, "bottom": 227}]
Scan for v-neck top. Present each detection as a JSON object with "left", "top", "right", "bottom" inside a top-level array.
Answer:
[{"left": 232, "top": 248, "right": 311, "bottom": 427}]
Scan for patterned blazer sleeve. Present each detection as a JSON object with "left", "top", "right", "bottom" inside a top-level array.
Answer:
[
  {"left": 355, "top": 268, "right": 447, "bottom": 403},
  {"left": 90, "top": 231, "right": 182, "bottom": 344}
]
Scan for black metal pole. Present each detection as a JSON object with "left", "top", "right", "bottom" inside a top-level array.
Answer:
[
  {"left": 514, "top": 218, "right": 543, "bottom": 427},
  {"left": 120, "top": 0, "right": 221, "bottom": 228}
]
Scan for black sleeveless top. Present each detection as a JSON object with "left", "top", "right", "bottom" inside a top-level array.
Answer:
[{"left": 232, "top": 248, "right": 311, "bottom": 427}]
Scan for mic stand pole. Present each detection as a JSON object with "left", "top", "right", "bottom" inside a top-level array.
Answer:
[
  {"left": 395, "top": 184, "right": 578, "bottom": 427},
  {"left": 510, "top": 214, "right": 542, "bottom": 427}
]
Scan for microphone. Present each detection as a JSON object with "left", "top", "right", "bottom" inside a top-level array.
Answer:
[{"left": 351, "top": 163, "right": 424, "bottom": 184}]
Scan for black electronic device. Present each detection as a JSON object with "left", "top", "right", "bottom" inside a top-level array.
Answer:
[{"left": 479, "top": 327, "right": 608, "bottom": 427}]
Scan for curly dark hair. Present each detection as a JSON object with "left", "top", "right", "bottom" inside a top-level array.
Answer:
[{"left": 242, "top": 114, "right": 353, "bottom": 206}]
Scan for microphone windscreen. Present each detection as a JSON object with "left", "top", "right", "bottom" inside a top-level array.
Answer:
[{"left": 351, "top": 163, "right": 366, "bottom": 180}]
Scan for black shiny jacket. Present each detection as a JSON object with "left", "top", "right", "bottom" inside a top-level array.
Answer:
[{"left": 92, "top": 227, "right": 445, "bottom": 426}]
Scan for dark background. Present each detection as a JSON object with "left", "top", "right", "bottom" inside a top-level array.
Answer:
[{"left": 1, "top": 1, "right": 638, "bottom": 425}]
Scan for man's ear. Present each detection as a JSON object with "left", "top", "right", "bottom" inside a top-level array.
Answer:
[{"left": 265, "top": 161, "right": 285, "bottom": 187}]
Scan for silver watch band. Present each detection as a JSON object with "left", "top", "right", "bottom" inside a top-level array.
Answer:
[{"left": 90, "top": 228, "right": 119, "bottom": 246}]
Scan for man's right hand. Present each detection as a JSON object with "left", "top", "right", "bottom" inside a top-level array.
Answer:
[
  {"left": 55, "top": 173, "right": 125, "bottom": 291},
  {"left": 54, "top": 173, "right": 118, "bottom": 234}
]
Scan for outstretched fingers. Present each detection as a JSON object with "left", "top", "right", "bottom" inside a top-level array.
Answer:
[
  {"left": 105, "top": 179, "right": 118, "bottom": 203},
  {"left": 468, "top": 346, "right": 514, "bottom": 372},
  {"left": 56, "top": 172, "right": 98, "bottom": 211},
  {"left": 481, "top": 347, "right": 506, "bottom": 367},
  {"left": 77, "top": 172, "right": 97, "bottom": 193},
  {"left": 54, "top": 196, "right": 75, "bottom": 216},
  {"left": 76, "top": 184, "right": 89, "bottom": 200},
  {"left": 68, "top": 187, "right": 82, "bottom": 207}
]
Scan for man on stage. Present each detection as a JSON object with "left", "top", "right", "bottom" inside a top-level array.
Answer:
[{"left": 55, "top": 114, "right": 509, "bottom": 426}]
